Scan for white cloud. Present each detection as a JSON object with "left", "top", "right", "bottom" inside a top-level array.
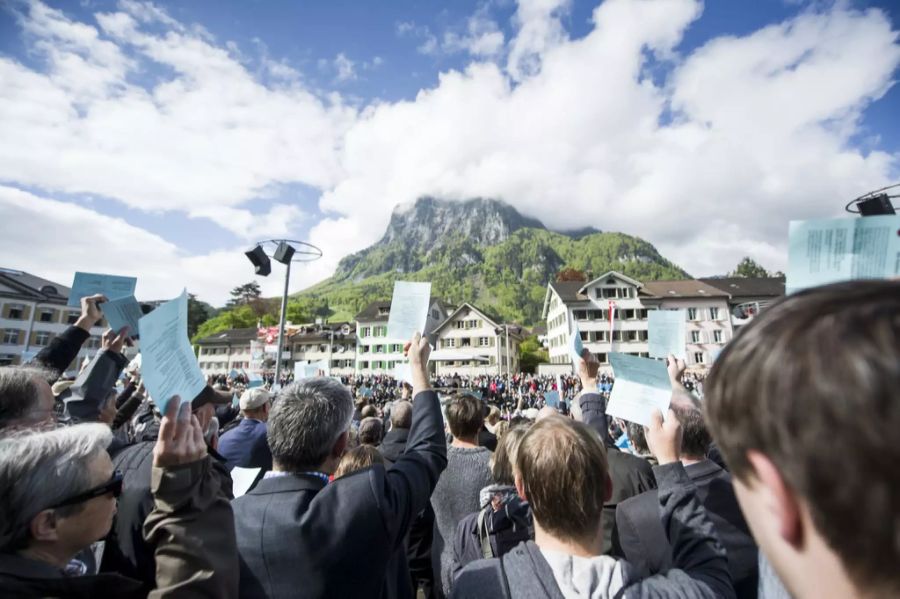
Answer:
[
  {"left": 333, "top": 52, "right": 357, "bottom": 82},
  {"left": 1, "top": 0, "right": 898, "bottom": 307}
]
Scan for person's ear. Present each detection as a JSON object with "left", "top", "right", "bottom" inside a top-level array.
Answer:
[
  {"left": 29, "top": 510, "right": 59, "bottom": 543},
  {"left": 746, "top": 450, "right": 803, "bottom": 548},
  {"left": 331, "top": 430, "right": 349, "bottom": 459},
  {"left": 514, "top": 473, "right": 527, "bottom": 502}
]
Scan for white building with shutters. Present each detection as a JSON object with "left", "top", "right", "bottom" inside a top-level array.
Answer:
[
  {"left": 430, "top": 303, "right": 522, "bottom": 376},
  {"left": 543, "top": 271, "right": 784, "bottom": 372},
  {"left": 0, "top": 268, "right": 107, "bottom": 371}
]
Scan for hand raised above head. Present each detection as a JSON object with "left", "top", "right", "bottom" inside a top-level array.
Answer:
[
  {"left": 645, "top": 408, "right": 682, "bottom": 465},
  {"left": 153, "top": 396, "right": 208, "bottom": 468}
]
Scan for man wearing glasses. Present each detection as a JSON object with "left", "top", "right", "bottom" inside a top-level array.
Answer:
[{"left": 0, "top": 397, "right": 238, "bottom": 597}]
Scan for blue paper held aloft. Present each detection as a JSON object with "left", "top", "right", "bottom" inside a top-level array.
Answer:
[{"left": 68, "top": 272, "right": 137, "bottom": 307}]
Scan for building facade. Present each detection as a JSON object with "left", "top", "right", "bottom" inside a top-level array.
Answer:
[
  {"left": 289, "top": 322, "right": 356, "bottom": 376},
  {"left": 430, "top": 303, "right": 522, "bottom": 376},
  {"left": 0, "top": 268, "right": 107, "bottom": 370},
  {"left": 354, "top": 298, "right": 449, "bottom": 375},
  {"left": 543, "top": 271, "right": 784, "bottom": 372},
  {"left": 196, "top": 328, "right": 258, "bottom": 375}
]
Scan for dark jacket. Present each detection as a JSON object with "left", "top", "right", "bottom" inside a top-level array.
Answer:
[
  {"left": 64, "top": 349, "right": 128, "bottom": 422},
  {"left": 478, "top": 428, "right": 497, "bottom": 452},
  {"left": 33, "top": 325, "right": 89, "bottom": 376},
  {"left": 231, "top": 389, "right": 447, "bottom": 599},
  {"left": 449, "top": 485, "right": 533, "bottom": 587},
  {"left": 379, "top": 426, "right": 410, "bottom": 465},
  {"left": 577, "top": 392, "right": 657, "bottom": 554},
  {"left": 218, "top": 418, "right": 273, "bottom": 472},
  {"left": 613, "top": 459, "right": 758, "bottom": 598},
  {"left": 452, "top": 463, "right": 736, "bottom": 599},
  {"left": 101, "top": 441, "right": 234, "bottom": 589},
  {"left": 0, "top": 554, "right": 144, "bottom": 598}
]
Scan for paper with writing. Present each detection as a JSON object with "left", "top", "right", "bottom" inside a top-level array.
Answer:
[
  {"left": 606, "top": 352, "right": 671, "bottom": 426},
  {"left": 100, "top": 295, "right": 143, "bottom": 338},
  {"left": 386, "top": 281, "right": 432, "bottom": 342},
  {"left": 138, "top": 290, "right": 206, "bottom": 415},
  {"left": 648, "top": 310, "right": 686, "bottom": 359}
]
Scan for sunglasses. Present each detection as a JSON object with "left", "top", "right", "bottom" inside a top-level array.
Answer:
[{"left": 50, "top": 471, "right": 124, "bottom": 509}]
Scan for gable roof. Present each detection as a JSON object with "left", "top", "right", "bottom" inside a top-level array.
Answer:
[
  {"left": 431, "top": 302, "right": 501, "bottom": 334},
  {"left": 641, "top": 279, "right": 730, "bottom": 299},
  {"left": 355, "top": 297, "right": 448, "bottom": 322},
  {"left": 700, "top": 277, "right": 786, "bottom": 298},
  {"left": 578, "top": 271, "right": 643, "bottom": 295},
  {"left": 0, "top": 268, "right": 71, "bottom": 303},
  {"left": 547, "top": 280, "right": 591, "bottom": 303},
  {"left": 195, "top": 327, "right": 259, "bottom": 345}
]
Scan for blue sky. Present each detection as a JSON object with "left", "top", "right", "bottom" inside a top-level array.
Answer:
[{"left": 0, "top": 0, "right": 897, "bottom": 305}]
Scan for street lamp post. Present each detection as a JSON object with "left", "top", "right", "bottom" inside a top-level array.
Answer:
[{"left": 244, "top": 239, "right": 322, "bottom": 388}]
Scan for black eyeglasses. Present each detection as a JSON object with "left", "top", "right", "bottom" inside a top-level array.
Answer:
[{"left": 50, "top": 471, "right": 124, "bottom": 509}]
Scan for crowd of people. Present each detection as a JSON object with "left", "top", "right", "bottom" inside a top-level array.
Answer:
[{"left": 0, "top": 279, "right": 897, "bottom": 599}]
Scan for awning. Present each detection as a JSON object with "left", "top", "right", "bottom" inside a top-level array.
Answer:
[{"left": 429, "top": 349, "right": 492, "bottom": 363}]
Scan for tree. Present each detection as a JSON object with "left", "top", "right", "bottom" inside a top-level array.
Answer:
[
  {"left": 227, "top": 282, "right": 262, "bottom": 308},
  {"left": 186, "top": 294, "right": 214, "bottom": 338},
  {"left": 556, "top": 267, "right": 588, "bottom": 282},
  {"left": 730, "top": 257, "right": 770, "bottom": 278},
  {"left": 518, "top": 335, "right": 549, "bottom": 373}
]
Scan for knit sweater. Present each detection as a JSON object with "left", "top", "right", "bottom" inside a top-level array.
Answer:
[{"left": 430, "top": 445, "right": 493, "bottom": 597}]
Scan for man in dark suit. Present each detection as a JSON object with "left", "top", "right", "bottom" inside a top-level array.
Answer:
[
  {"left": 612, "top": 394, "right": 758, "bottom": 598},
  {"left": 231, "top": 333, "right": 447, "bottom": 599},
  {"left": 218, "top": 388, "right": 273, "bottom": 472}
]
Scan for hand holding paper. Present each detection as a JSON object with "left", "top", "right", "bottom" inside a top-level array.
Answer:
[
  {"left": 606, "top": 353, "right": 672, "bottom": 426},
  {"left": 68, "top": 272, "right": 137, "bottom": 307},
  {"left": 101, "top": 295, "right": 144, "bottom": 339}
]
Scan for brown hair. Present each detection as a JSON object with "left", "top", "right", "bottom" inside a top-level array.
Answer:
[
  {"left": 515, "top": 415, "right": 608, "bottom": 542},
  {"left": 445, "top": 394, "right": 484, "bottom": 440},
  {"left": 334, "top": 445, "right": 384, "bottom": 479},
  {"left": 491, "top": 424, "right": 530, "bottom": 485},
  {"left": 705, "top": 280, "right": 900, "bottom": 592}
]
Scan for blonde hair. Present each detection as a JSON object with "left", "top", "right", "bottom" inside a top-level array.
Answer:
[{"left": 334, "top": 445, "right": 384, "bottom": 479}]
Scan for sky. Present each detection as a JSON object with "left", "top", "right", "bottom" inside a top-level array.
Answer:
[{"left": 0, "top": 0, "right": 898, "bottom": 306}]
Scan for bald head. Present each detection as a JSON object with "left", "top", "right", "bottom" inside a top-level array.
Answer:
[{"left": 390, "top": 401, "right": 413, "bottom": 430}]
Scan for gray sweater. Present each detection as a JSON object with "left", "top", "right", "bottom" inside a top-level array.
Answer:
[{"left": 431, "top": 445, "right": 493, "bottom": 597}]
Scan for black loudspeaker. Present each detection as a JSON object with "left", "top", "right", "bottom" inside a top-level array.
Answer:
[
  {"left": 273, "top": 241, "right": 296, "bottom": 265},
  {"left": 245, "top": 245, "right": 271, "bottom": 276},
  {"left": 857, "top": 194, "right": 896, "bottom": 216}
]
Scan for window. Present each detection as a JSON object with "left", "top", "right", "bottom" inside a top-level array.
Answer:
[
  {"left": 66, "top": 311, "right": 79, "bottom": 325},
  {"left": 39, "top": 309, "right": 54, "bottom": 323},
  {"left": 611, "top": 331, "right": 622, "bottom": 341},
  {"left": 33, "top": 331, "right": 52, "bottom": 346},
  {"left": 687, "top": 308, "right": 698, "bottom": 320},
  {"left": 2, "top": 329, "right": 19, "bottom": 345},
  {"left": 713, "top": 330, "right": 723, "bottom": 343},
  {"left": 602, "top": 288, "right": 617, "bottom": 299},
  {"left": 361, "top": 327, "right": 370, "bottom": 337},
  {"left": 709, "top": 307, "right": 720, "bottom": 320},
  {"left": 461, "top": 338, "right": 472, "bottom": 347},
  {"left": 360, "top": 361, "right": 369, "bottom": 369},
  {"left": 444, "top": 338, "right": 456, "bottom": 348},
  {"left": 597, "top": 353, "right": 608, "bottom": 364},
  {"left": 691, "top": 331, "right": 701, "bottom": 343},
  {"left": 7, "top": 304, "right": 25, "bottom": 319},
  {"left": 693, "top": 352, "right": 705, "bottom": 365},
  {"left": 623, "top": 309, "right": 635, "bottom": 320},
  {"left": 478, "top": 337, "right": 490, "bottom": 347}
]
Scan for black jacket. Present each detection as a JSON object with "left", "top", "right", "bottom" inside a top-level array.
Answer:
[
  {"left": 379, "top": 426, "right": 411, "bottom": 465},
  {"left": 33, "top": 325, "right": 89, "bottom": 376},
  {"left": 477, "top": 428, "right": 497, "bottom": 452},
  {"left": 577, "top": 392, "right": 657, "bottom": 554},
  {"left": 0, "top": 553, "right": 144, "bottom": 599},
  {"left": 452, "top": 464, "right": 735, "bottom": 599},
  {"left": 232, "top": 389, "right": 447, "bottom": 599},
  {"left": 613, "top": 459, "right": 758, "bottom": 598}
]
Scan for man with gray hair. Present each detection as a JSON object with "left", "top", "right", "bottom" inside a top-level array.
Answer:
[
  {"left": 0, "top": 365, "right": 57, "bottom": 431},
  {"left": 232, "top": 333, "right": 447, "bottom": 598}
]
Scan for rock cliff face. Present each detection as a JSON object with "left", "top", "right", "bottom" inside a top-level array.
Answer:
[{"left": 305, "top": 196, "right": 687, "bottom": 325}]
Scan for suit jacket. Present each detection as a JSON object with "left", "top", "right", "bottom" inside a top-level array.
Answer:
[
  {"left": 232, "top": 389, "right": 447, "bottom": 599},
  {"left": 613, "top": 459, "right": 758, "bottom": 598},
  {"left": 218, "top": 418, "right": 272, "bottom": 472}
]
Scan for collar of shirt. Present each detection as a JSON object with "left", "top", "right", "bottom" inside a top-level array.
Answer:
[{"left": 263, "top": 470, "right": 329, "bottom": 485}]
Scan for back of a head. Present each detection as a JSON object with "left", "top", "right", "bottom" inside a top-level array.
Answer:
[
  {"left": 446, "top": 394, "right": 483, "bottom": 439},
  {"left": 358, "top": 417, "right": 383, "bottom": 446},
  {"left": 491, "top": 424, "right": 530, "bottom": 486},
  {"left": 670, "top": 394, "right": 710, "bottom": 459},
  {"left": 390, "top": 400, "right": 413, "bottom": 430},
  {"left": 268, "top": 378, "right": 353, "bottom": 472},
  {"left": 486, "top": 405, "right": 501, "bottom": 426},
  {"left": 705, "top": 280, "right": 900, "bottom": 592},
  {"left": 360, "top": 405, "right": 377, "bottom": 419},
  {"left": 334, "top": 445, "right": 384, "bottom": 479},
  {"left": 516, "top": 415, "right": 608, "bottom": 542},
  {"left": 0, "top": 366, "right": 55, "bottom": 431},
  {"left": 0, "top": 423, "right": 112, "bottom": 552}
]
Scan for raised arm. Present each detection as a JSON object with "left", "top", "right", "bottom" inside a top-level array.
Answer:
[{"left": 33, "top": 294, "right": 107, "bottom": 375}]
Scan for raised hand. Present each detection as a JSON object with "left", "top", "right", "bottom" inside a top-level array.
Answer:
[
  {"left": 645, "top": 408, "right": 683, "bottom": 465},
  {"left": 76, "top": 293, "right": 108, "bottom": 332},
  {"left": 153, "top": 396, "right": 208, "bottom": 468}
]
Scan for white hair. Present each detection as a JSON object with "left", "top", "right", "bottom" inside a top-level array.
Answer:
[{"left": 0, "top": 423, "right": 112, "bottom": 551}]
